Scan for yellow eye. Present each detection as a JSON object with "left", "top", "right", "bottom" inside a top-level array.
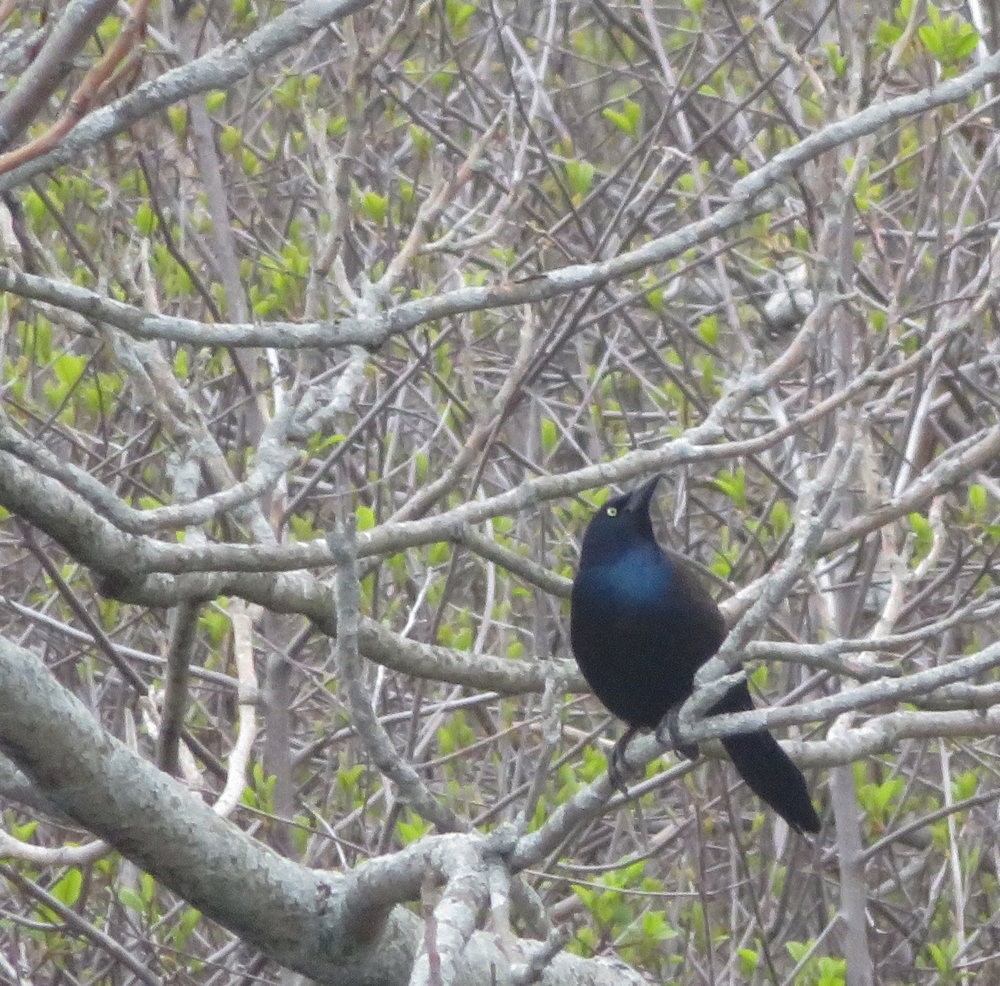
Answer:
[{"left": 606, "top": 507, "right": 618, "bottom": 517}]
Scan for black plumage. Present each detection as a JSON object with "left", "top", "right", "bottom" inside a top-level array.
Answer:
[{"left": 570, "top": 475, "right": 820, "bottom": 834}]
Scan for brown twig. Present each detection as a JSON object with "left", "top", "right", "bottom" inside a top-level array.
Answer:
[{"left": 0, "top": 0, "right": 151, "bottom": 176}]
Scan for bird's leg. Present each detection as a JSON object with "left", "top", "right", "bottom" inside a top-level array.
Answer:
[
  {"left": 608, "top": 724, "right": 640, "bottom": 793},
  {"left": 655, "top": 704, "right": 699, "bottom": 761}
]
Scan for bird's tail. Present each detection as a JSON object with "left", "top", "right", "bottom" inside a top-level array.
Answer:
[{"left": 711, "top": 682, "right": 821, "bottom": 834}]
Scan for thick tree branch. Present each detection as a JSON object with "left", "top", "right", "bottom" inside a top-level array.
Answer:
[{"left": 0, "top": 632, "right": 638, "bottom": 986}]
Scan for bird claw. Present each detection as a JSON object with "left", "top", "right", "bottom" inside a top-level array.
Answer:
[
  {"left": 608, "top": 726, "right": 639, "bottom": 794},
  {"left": 656, "top": 706, "right": 699, "bottom": 761},
  {"left": 608, "top": 749, "right": 630, "bottom": 794}
]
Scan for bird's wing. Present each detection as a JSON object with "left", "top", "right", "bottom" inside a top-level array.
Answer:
[{"left": 662, "top": 550, "right": 728, "bottom": 655}]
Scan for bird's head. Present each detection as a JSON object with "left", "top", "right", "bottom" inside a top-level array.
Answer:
[{"left": 579, "top": 474, "right": 662, "bottom": 566}]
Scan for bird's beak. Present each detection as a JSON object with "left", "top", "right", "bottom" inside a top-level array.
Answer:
[{"left": 625, "top": 474, "right": 662, "bottom": 513}]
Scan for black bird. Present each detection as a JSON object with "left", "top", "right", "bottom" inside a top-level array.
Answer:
[{"left": 570, "top": 475, "right": 820, "bottom": 833}]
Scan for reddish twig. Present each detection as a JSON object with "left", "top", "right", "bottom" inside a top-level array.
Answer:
[{"left": 0, "top": 0, "right": 151, "bottom": 176}]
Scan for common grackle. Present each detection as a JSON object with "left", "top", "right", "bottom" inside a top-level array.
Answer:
[{"left": 570, "top": 475, "right": 820, "bottom": 833}]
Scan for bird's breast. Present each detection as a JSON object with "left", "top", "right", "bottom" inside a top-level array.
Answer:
[
  {"left": 570, "top": 558, "right": 673, "bottom": 639},
  {"left": 578, "top": 555, "right": 673, "bottom": 613},
  {"left": 570, "top": 559, "right": 689, "bottom": 726},
  {"left": 599, "top": 556, "right": 672, "bottom": 604}
]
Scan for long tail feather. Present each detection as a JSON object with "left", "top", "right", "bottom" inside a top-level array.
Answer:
[{"left": 712, "top": 683, "right": 821, "bottom": 834}]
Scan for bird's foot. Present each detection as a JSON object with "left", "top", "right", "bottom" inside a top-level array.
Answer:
[
  {"left": 608, "top": 726, "right": 639, "bottom": 794},
  {"left": 655, "top": 706, "right": 699, "bottom": 761}
]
